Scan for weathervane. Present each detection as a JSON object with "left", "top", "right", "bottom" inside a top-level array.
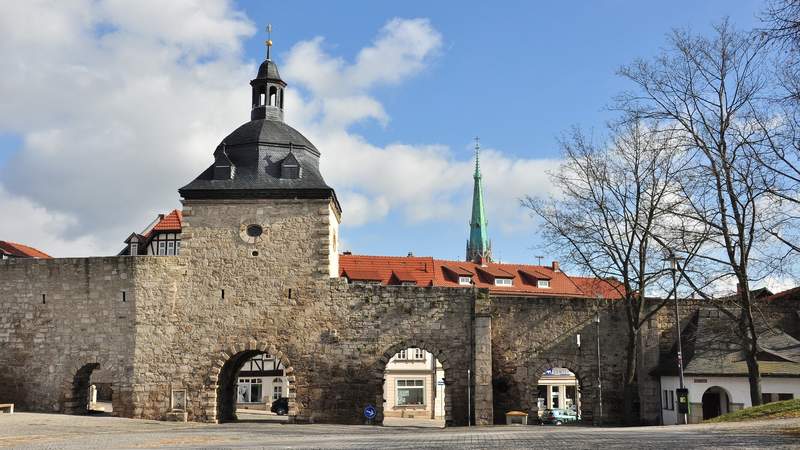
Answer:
[{"left": 266, "top": 24, "right": 273, "bottom": 60}]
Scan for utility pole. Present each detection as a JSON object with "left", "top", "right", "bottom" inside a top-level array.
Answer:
[
  {"left": 595, "top": 313, "right": 603, "bottom": 426},
  {"left": 668, "top": 253, "right": 687, "bottom": 425}
]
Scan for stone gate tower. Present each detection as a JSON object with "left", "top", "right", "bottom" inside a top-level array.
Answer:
[{"left": 178, "top": 48, "right": 341, "bottom": 279}]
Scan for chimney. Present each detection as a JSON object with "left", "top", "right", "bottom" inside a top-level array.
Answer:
[
  {"left": 342, "top": 251, "right": 352, "bottom": 256},
  {"left": 552, "top": 261, "right": 560, "bottom": 272},
  {"left": 407, "top": 251, "right": 413, "bottom": 257}
]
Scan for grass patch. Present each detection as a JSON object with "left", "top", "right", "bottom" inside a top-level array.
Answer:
[{"left": 705, "top": 399, "right": 800, "bottom": 423}]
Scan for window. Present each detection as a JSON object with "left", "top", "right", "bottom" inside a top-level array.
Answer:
[
  {"left": 157, "top": 241, "right": 166, "bottom": 255},
  {"left": 175, "top": 240, "right": 180, "bottom": 255},
  {"left": 167, "top": 241, "right": 175, "bottom": 256},
  {"left": 273, "top": 385, "right": 283, "bottom": 401},
  {"left": 396, "top": 379, "right": 425, "bottom": 405},
  {"left": 237, "top": 378, "right": 263, "bottom": 403},
  {"left": 458, "top": 276, "right": 472, "bottom": 285},
  {"left": 397, "top": 349, "right": 407, "bottom": 360},
  {"left": 413, "top": 348, "right": 425, "bottom": 360},
  {"left": 779, "top": 393, "right": 794, "bottom": 401},
  {"left": 401, "top": 281, "right": 416, "bottom": 286},
  {"left": 495, "top": 278, "right": 513, "bottom": 287},
  {"left": 537, "top": 280, "right": 550, "bottom": 288},
  {"left": 663, "top": 389, "right": 674, "bottom": 410}
]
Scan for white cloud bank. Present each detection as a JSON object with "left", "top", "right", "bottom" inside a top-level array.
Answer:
[{"left": 0, "top": 3, "right": 557, "bottom": 257}]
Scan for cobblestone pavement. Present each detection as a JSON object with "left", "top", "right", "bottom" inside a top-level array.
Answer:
[{"left": 0, "top": 413, "right": 798, "bottom": 449}]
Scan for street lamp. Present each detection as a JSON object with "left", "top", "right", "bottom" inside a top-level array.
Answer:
[
  {"left": 595, "top": 313, "right": 603, "bottom": 426},
  {"left": 667, "top": 253, "right": 687, "bottom": 425}
]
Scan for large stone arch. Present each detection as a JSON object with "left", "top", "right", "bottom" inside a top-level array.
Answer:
[
  {"left": 374, "top": 339, "right": 455, "bottom": 426},
  {"left": 201, "top": 340, "right": 297, "bottom": 423}
]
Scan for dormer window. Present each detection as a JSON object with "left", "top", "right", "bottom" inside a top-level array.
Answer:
[
  {"left": 459, "top": 276, "right": 472, "bottom": 285},
  {"left": 538, "top": 280, "right": 551, "bottom": 288},
  {"left": 495, "top": 278, "right": 513, "bottom": 287}
]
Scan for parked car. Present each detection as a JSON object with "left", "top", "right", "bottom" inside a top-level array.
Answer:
[
  {"left": 271, "top": 397, "right": 288, "bottom": 415},
  {"left": 540, "top": 408, "right": 578, "bottom": 425}
]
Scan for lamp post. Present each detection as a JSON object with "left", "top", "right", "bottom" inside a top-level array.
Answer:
[
  {"left": 668, "top": 253, "right": 687, "bottom": 425},
  {"left": 595, "top": 313, "right": 603, "bottom": 426}
]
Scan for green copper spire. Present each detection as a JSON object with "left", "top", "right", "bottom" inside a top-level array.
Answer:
[{"left": 466, "top": 137, "right": 491, "bottom": 263}]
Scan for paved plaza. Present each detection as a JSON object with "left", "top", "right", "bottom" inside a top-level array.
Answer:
[{"left": 0, "top": 413, "right": 798, "bottom": 449}]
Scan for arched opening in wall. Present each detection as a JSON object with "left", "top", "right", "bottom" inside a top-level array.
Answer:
[
  {"left": 535, "top": 367, "right": 581, "bottom": 425},
  {"left": 217, "top": 350, "right": 291, "bottom": 423},
  {"left": 382, "top": 346, "right": 446, "bottom": 428},
  {"left": 67, "top": 363, "right": 113, "bottom": 416},
  {"left": 701, "top": 386, "right": 731, "bottom": 420}
]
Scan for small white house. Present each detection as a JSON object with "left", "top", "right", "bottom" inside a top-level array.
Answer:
[
  {"left": 654, "top": 309, "right": 800, "bottom": 424},
  {"left": 383, "top": 348, "right": 445, "bottom": 419}
]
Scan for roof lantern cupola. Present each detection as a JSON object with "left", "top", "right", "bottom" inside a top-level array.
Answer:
[
  {"left": 251, "top": 24, "right": 286, "bottom": 122},
  {"left": 466, "top": 137, "right": 492, "bottom": 264}
]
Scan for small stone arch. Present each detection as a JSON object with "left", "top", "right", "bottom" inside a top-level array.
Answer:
[
  {"left": 202, "top": 340, "right": 297, "bottom": 423},
  {"left": 374, "top": 339, "right": 453, "bottom": 426},
  {"left": 528, "top": 357, "right": 592, "bottom": 421},
  {"left": 61, "top": 356, "right": 115, "bottom": 415}
]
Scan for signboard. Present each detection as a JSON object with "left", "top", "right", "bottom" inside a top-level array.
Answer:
[
  {"left": 676, "top": 388, "right": 690, "bottom": 414},
  {"left": 364, "top": 404, "right": 377, "bottom": 420}
]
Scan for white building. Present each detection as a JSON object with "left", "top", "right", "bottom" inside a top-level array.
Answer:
[
  {"left": 235, "top": 353, "right": 288, "bottom": 410},
  {"left": 536, "top": 368, "right": 580, "bottom": 415},
  {"left": 383, "top": 348, "right": 445, "bottom": 419},
  {"left": 655, "top": 309, "right": 800, "bottom": 424}
]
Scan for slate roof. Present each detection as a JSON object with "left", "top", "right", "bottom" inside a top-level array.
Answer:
[
  {"left": 652, "top": 306, "right": 800, "bottom": 377},
  {"left": 256, "top": 59, "right": 282, "bottom": 81},
  {"left": 339, "top": 254, "right": 624, "bottom": 299},
  {"left": 0, "top": 241, "right": 51, "bottom": 258}
]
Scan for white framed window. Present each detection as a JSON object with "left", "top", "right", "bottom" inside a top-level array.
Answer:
[
  {"left": 537, "top": 280, "right": 550, "bottom": 288},
  {"left": 413, "top": 348, "right": 425, "bottom": 360},
  {"left": 458, "top": 276, "right": 472, "bottom": 285},
  {"left": 397, "top": 349, "right": 407, "bottom": 360},
  {"left": 273, "top": 385, "right": 283, "bottom": 400},
  {"left": 175, "top": 240, "right": 181, "bottom": 255},
  {"left": 237, "top": 378, "right": 263, "bottom": 403},
  {"left": 396, "top": 379, "right": 425, "bottom": 405},
  {"left": 167, "top": 241, "right": 175, "bottom": 255},
  {"left": 157, "top": 241, "right": 166, "bottom": 255},
  {"left": 495, "top": 278, "right": 513, "bottom": 287}
]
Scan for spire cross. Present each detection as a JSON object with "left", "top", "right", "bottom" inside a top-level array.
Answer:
[{"left": 265, "top": 24, "right": 273, "bottom": 60}]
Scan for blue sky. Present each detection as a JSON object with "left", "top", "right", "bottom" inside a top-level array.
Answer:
[
  {"left": 0, "top": 1, "right": 765, "bottom": 263},
  {"left": 238, "top": 0, "right": 763, "bottom": 262}
]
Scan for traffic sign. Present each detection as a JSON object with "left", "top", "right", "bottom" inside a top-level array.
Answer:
[{"left": 364, "top": 404, "right": 377, "bottom": 420}]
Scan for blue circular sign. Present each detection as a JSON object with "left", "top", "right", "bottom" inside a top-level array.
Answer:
[{"left": 364, "top": 404, "right": 377, "bottom": 419}]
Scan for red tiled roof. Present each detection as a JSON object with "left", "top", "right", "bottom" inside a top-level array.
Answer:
[
  {"left": 339, "top": 255, "right": 435, "bottom": 287},
  {"left": 765, "top": 286, "right": 800, "bottom": 302},
  {"left": 339, "top": 254, "right": 623, "bottom": 299},
  {"left": 151, "top": 209, "right": 182, "bottom": 233},
  {"left": 0, "top": 241, "right": 52, "bottom": 259}
]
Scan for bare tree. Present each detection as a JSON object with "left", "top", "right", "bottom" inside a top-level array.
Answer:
[
  {"left": 617, "top": 20, "right": 780, "bottom": 406},
  {"left": 523, "top": 116, "right": 684, "bottom": 423}
]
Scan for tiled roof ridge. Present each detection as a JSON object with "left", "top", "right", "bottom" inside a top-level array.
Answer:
[{"left": 0, "top": 240, "right": 52, "bottom": 258}]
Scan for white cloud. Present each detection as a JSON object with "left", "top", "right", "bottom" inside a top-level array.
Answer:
[{"left": 0, "top": 7, "right": 557, "bottom": 257}]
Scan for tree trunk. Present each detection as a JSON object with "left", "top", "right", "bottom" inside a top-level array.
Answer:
[
  {"left": 740, "top": 310, "right": 763, "bottom": 406},
  {"left": 623, "top": 328, "right": 639, "bottom": 425}
]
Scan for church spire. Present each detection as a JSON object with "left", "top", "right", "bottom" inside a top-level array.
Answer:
[{"left": 466, "top": 137, "right": 491, "bottom": 264}]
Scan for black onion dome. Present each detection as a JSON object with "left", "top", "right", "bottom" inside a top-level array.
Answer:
[{"left": 256, "top": 59, "right": 282, "bottom": 81}]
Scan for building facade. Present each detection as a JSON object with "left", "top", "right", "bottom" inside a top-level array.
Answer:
[{"left": 382, "top": 348, "right": 445, "bottom": 419}]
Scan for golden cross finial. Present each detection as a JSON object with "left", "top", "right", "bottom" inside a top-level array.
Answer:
[{"left": 265, "top": 24, "right": 273, "bottom": 60}]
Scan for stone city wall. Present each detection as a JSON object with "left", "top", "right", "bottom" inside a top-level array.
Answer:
[{"left": 0, "top": 256, "right": 137, "bottom": 416}]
